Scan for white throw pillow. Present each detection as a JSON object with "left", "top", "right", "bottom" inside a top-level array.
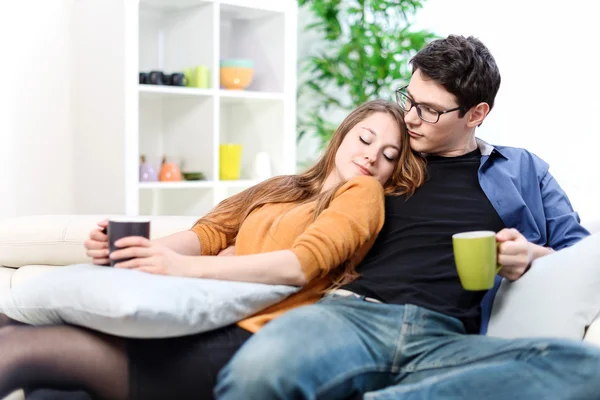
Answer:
[
  {"left": 487, "top": 233, "right": 600, "bottom": 339},
  {"left": 0, "top": 264, "right": 298, "bottom": 338}
]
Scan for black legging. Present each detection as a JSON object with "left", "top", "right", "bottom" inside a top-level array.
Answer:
[
  {"left": 25, "top": 389, "right": 94, "bottom": 400},
  {"left": 0, "top": 314, "right": 251, "bottom": 400}
]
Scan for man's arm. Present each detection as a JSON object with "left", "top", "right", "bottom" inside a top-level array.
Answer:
[
  {"left": 496, "top": 166, "right": 588, "bottom": 281},
  {"left": 539, "top": 169, "right": 589, "bottom": 250}
]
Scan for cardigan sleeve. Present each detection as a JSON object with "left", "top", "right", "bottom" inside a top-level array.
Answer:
[{"left": 190, "top": 223, "right": 231, "bottom": 256}]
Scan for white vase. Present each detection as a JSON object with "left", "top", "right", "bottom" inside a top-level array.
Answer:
[{"left": 252, "top": 152, "right": 272, "bottom": 180}]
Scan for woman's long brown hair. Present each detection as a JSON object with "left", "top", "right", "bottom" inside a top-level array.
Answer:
[{"left": 196, "top": 99, "right": 426, "bottom": 285}]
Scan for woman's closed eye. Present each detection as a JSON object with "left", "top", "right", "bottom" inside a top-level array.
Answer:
[
  {"left": 360, "top": 135, "right": 397, "bottom": 162},
  {"left": 383, "top": 152, "right": 397, "bottom": 162}
]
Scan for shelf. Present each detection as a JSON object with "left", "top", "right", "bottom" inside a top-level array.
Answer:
[
  {"left": 138, "top": 86, "right": 283, "bottom": 103},
  {"left": 219, "top": 90, "right": 284, "bottom": 104},
  {"left": 139, "top": 85, "right": 214, "bottom": 99},
  {"left": 220, "top": 1, "right": 286, "bottom": 17},
  {"left": 139, "top": 180, "right": 260, "bottom": 189},
  {"left": 140, "top": 0, "right": 213, "bottom": 12}
]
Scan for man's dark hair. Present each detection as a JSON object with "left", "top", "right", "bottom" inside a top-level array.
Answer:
[{"left": 410, "top": 35, "right": 501, "bottom": 115}]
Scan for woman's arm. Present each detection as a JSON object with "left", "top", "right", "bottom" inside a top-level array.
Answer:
[
  {"left": 112, "top": 176, "right": 385, "bottom": 286},
  {"left": 111, "top": 238, "right": 304, "bottom": 286},
  {"left": 181, "top": 250, "right": 306, "bottom": 286},
  {"left": 152, "top": 230, "right": 201, "bottom": 256}
]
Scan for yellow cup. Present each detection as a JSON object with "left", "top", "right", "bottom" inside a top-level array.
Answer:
[{"left": 219, "top": 144, "right": 243, "bottom": 180}]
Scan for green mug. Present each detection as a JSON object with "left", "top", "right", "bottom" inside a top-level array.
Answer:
[
  {"left": 452, "top": 231, "right": 502, "bottom": 291},
  {"left": 184, "top": 65, "right": 210, "bottom": 88}
]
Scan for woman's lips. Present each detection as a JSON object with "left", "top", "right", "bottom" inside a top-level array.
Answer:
[{"left": 354, "top": 163, "right": 372, "bottom": 176}]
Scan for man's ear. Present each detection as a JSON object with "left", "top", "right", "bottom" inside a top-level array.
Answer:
[{"left": 467, "top": 102, "right": 490, "bottom": 127}]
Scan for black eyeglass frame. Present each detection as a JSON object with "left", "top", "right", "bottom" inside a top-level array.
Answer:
[{"left": 395, "top": 86, "right": 465, "bottom": 124}]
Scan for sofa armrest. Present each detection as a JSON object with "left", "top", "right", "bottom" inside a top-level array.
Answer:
[
  {"left": 585, "top": 219, "right": 600, "bottom": 235},
  {"left": 585, "top": 316, "right": 600, "bottom": 347},
  {"left": 0, "top": 215, "right": 198, "bottom": 268}
]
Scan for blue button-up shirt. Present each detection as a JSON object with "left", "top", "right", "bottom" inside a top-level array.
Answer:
[{"left": 475, "top": 139, "right": 590, "bottom": 334}]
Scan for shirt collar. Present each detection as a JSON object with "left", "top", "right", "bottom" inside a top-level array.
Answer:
[{"left": 476, "top": 137, "right": 508, "bottom": 159}]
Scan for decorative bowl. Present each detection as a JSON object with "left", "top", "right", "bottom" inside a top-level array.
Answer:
[
  {"left": 220, "top": 59, "right": 254, "bottom": 90},
  {"left": 182, "top": 171, "right": 206, "bottom": 181}
]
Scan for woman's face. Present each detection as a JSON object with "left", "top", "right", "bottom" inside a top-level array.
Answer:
[{"left": 332, "top": 112, "right": 402, "bottom": 186}]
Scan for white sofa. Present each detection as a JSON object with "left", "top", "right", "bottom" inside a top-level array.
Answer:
[
  {"left": 1, "top": 214, "right": 600, "bottom": 400},
  {"left": 0, "top": 215, "right": 199, "bottom": 400}
]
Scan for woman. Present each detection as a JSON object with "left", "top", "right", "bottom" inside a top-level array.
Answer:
[{"left": 0, "top": 100, "right": 426, "bottom": 400}]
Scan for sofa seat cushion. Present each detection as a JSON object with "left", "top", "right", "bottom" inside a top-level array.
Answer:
[
  {"left": 0, "top": 267, "right": 16, "bottom": 294},
  {"left": 3, "top": 390, "right": 25, "bottom": 400}
]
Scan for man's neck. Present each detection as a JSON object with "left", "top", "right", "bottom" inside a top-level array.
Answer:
[{"left": 431, "top": 137, "right": 478, "bottom": 157}]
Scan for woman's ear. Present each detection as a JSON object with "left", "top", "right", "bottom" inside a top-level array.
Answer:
[{"left": 467, "top": 102, "right": 490, "bottom": 127}]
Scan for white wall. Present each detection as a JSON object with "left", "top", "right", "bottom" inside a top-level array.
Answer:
[
  {"left": 297, "top": 0, "right": 600, "bottom": 223},
  {"left": 413, "top": 0, "right": 599, "bottom": 223},
  {"left": 0, "top": 1, "right": 74, "bottom": 219},
  {"left": 1, "top": 1, "right": 597, "bottom": 222},
  {"left": 0, "top": 0, "right": 136, "bottom": 219},
  {"left": 71, "top": 0, "right": 138, "bottom": 215}
]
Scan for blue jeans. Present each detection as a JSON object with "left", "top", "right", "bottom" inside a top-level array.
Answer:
[{"left": 215, "top": 295, "right": 600, "bottom": 400}]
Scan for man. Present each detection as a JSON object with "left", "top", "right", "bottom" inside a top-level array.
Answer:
[{"left": 214, "top": 35, "right": 600, "bottom": 399}]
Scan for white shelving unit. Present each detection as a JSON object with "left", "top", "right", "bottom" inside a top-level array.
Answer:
[
  {"left": 71, "top": 0, "right": 297, "bottom": 217},
  {"left": 139, "top": 180, "right": 260, "bottom": 190}
]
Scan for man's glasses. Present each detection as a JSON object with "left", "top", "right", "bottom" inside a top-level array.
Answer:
[{"left": 395, "top": 86, "right": 464, "bottom": 124}]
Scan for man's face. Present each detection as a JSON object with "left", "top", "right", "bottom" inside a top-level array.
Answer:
[{"left": 403, "top": 70, "right": 473, "bottom": 156}]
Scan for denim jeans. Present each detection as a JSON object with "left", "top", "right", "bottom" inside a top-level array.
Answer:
[{"left": 215, "top": 295, "right": 600, "bottom": 400}]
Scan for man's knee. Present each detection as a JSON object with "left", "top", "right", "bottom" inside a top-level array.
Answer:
[{"left": 215, "top": 333, "right": 308, "bottom": 399}]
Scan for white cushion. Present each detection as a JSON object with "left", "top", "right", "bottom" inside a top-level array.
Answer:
[
  {"left": 11, "top": 265, "right": 62, "bottom": 287},
  {"left": 0, "top": 215, "right": 197, "bottom": 268},
  {"left": 487, "top": 233, "right": 600, "bottom": 339},
  {"left": 0, "top": 264, "right": 298, "bottom": 338}
]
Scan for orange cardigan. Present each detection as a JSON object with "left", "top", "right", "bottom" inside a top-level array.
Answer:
[{"left": 190, "top": 175, "right": 385, "bottom": 333}]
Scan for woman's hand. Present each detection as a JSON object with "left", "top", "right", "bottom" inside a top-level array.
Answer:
[
  {"left": 110, "top": 236, "right": 189, "bottom": 276},
  {"left": 84, "top": 219, "right": 109, "bottom": 265}
]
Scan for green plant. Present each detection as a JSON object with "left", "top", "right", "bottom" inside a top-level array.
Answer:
[{"left": 297, "top": 0, "right": 437, "bottom": 149}]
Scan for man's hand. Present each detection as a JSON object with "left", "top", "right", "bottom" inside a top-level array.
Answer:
[{"left": 496, "top": 228, "right": 533, "bottom": 281}]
